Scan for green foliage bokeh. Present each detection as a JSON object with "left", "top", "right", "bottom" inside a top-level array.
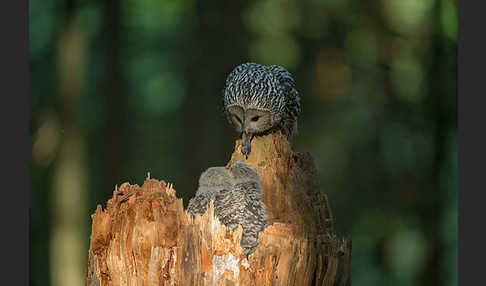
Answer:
[{"left": 29, "top": 0, "right": 457, "bottom": 285}]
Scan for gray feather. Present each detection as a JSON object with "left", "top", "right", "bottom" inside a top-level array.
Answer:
[
  {"left": 223, "top": 62, "right": 302, "bottom": 139},
  {"left": 187, "top": 161, "right": 269, "bottom": 255}
]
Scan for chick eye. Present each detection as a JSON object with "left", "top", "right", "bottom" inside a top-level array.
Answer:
[{"left": 251, "top": 116, "right": 260, "bottom": 122}]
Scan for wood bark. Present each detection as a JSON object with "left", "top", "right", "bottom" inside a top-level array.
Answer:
[{"left": 86, "top": 132, "right": 351, "bottom": 285}]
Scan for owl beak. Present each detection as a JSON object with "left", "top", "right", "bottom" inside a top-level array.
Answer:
[{"left": 241, "top": 130, "right": 253, "bottom": 159}]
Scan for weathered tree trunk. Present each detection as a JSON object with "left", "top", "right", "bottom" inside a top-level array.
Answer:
[{"left": 86, "top": 132, "right": 351, "bottom": 285}]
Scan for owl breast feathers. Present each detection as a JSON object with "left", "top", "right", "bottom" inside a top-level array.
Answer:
[{"left": 186, "top": 160, "right": 269, "bottom": 255}]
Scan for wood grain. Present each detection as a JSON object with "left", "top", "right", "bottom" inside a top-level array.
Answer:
[{"left": 86, "top": 132, "right": 351, "bottom": 285}]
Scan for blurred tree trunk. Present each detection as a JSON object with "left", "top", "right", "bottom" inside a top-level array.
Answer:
[
  {"left": 179, "top": 0, "right": 252, "bottom": 203},
  {"left": 86, "top": 132, "right": 351, "bottom": 285},
  {"left": 51, "top": 2, "right": 87, "bottom": 285},
  {"left": 421, "top": 2, "right": 458, "bottom": 285},
  {"left": 98, "top": 0, "right": 130, "bottom": 201}
]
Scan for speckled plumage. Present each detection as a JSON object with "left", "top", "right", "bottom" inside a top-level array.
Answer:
[
  {"left": 186, "top": 167, "right": 233, "bottom": 217},
  {"left": 223, "top": 63, "right": 301, "bottom": 157},
  {"left": 187, "top": 160, "right": 269, "bottom": 255}
]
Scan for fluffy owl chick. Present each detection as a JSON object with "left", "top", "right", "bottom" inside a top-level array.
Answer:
[
  {"left": 186, "top": 166, "right": 233, "bottom": 217},
  {"left": 223, "top": 62, "right": 302, "bottom": 158},
  {"left": 214, "top": 160, "right": 269, "bottom": 255}
]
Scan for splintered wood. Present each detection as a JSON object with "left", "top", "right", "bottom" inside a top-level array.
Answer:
[{"left": 86, "top": 131, "right": 351, "bottom": 286}]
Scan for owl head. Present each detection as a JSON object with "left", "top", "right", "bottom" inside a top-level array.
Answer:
[
  {"left": 198, "top": 167, "right": 233, "bottom": 189},
  {"left": 229, "top": 160, "right": 260, "bottom": 184},
  {"left": 223, "top": 62, "right": 299, "bottom": 158},
  {"left": 223, "top": 63, "right": 286, "bottom": 136}
]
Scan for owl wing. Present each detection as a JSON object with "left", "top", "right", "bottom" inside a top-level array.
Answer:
[
  {"left": 269, "top": 65, "right": 301, "bottom": 138},
  {"left": 217, "top": 182, "right": 268, "bottom": 255},
  {"left": 187, "top": 193, "right": 212, "bottom": 217},
  {"left": 214, "top": 188, "right": 246, "bottom": 230},
  {"left": 238, "top": 182, "right": 269, "bottom": 253},
  {"left": 187, "top": 186, "right": 222, "bottom": 217}
]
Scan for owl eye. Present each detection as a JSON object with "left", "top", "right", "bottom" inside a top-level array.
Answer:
[{"left": 251, "top": 116, "right": 260, "bottom": 122}]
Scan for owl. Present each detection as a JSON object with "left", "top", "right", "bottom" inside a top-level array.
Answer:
[
  {"left": 186, "top": 167, "right": 233, "bottom": 217},
  {"left": 214, "top": 161, "right": 269, "bottom": 255},
  {"left": 187, "top": 160, "right": 268, "bottom": 255},
  {"left": 223, "top": 62, "right": 302, "bottom": 158}
]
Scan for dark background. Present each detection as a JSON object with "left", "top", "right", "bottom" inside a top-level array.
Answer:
[{"left": 29, "top": 0, "right": 457, "bottom": 285}]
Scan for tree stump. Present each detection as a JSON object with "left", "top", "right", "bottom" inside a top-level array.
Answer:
[{"left": 86, "top": 132, "right": 351, "bottom": 286}]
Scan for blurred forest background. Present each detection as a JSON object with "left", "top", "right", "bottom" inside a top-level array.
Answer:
[{"left": 29, "top": 0, "right": 457, "bottom": 285}]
